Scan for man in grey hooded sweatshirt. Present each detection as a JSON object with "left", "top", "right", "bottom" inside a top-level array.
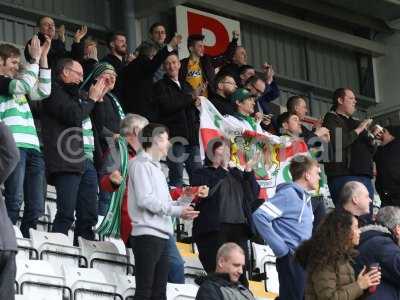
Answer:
[
  {"left": 128, "top": 123, "right": 203, "bottom": 300},
  {"left": 252, "top": 155, "right": 320, "bottom": 300}
]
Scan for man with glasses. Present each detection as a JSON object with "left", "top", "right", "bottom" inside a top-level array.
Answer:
[
  {"left": 41, "top": 58, "right": 104, "bottom": 245},
  {"left": 209, "top": 73, "right": 237, "bottom": 116},
  {"left": 24, "top": 16, "right": 87, "bottom": 69}
]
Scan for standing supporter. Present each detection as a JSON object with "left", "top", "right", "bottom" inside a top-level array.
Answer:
[
  {"left": 338, "top": 181, "right": 373, "bottom": 227},
  {"left": 218, "top": 45, "right": 247, "bottom": 86},
  {"left": 196, "top": 243, "right": 256, "bottom": 300},
  {"left": 0, "top": 122, "right": 20, "bottom": 300},
  {"left": 224, "top": 88, "right": 263, "bottom": 133},
  {"left": 209, "top": 73, "right": 237, "bottom": 116},
  {"left": 80, "top": 62, "right": 125, "bottom": 153},
  {"left": 81, "top": 36, "right": 98, "bottom": 76},
  {"left": 354, "top": 206, "right": 400, "bottom": 300},
  {"left": 135, "top": 22, "right": 168, "bottom": 82},
  {"left": 41, "top": 58, "right": 104, "bottom": 245},
  {"left": 179, "top": 32, "right": 238, "bottom": 96},
  {"left": 296, "top": 210, "right": 381, "bottom": 300},
  {"left": 252, "top": 155, "right": 319, "bottom": 300},
  {"left": 244, "top": 67, "right": 280, "bottom": 116},
  {"left": 100, "top": 114, "right": 149, "bottom": 243},
  {"left": 191, "top": 140, "right": 260, "bottom": 286},
  {"left": 121, "top": 34, "right": 182, "bottom": 121},
  {"left": 286, "top": 95, "right": 330, "bottom": 145},
  {"left": 0, "top": 37, "right": 51, "bottom": 238},
  {"left": 128, "top": 123, "right": 201, "bottom": 300},
  {"left": 276, "top": 111, "right": 302, "bottom": 137},
  {"left": 101, "top": 31, "right": 135, "bottom": 97},
  {"left": 153, "top": 52, "right": 202, "bottom": 187},
  {"left": 24, "top": 16, "right": 86, "bottom": 69},
  {"left": 373, "top": 126, "right": 400, "bottom": 207},
  {"left": 323, "top": 88, "right": 376, "bottom": 214}
]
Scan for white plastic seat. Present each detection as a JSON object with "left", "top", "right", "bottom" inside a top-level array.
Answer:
[
  {"left": 181, "top": 254, "right": 205, "bottom": 277},
  {"left": 15, "top": 295, "right": 35, "bottom": 300},
  {"left": 79, "top": 237, "right": 133, "bottom": 275},
  {"left": 14, "top": 226, "right": 38, "bottom": 260},
  {"left": 106, "top": 273, "right": 135, "bottom": 299},
  {"left": 104, "top": 237, "right": 127, "bottom": 255},
  {"left": 166, "top": 283, "right": 198, "bottom": 300},
  {"left": 29, "top": 229, "right": 86, "bottom": 274},
  {"left": 16, "top": 259, "right": 68, "bottom": 300},
  {"left": 62, "top": 265, "right": 120, "bottom": 300},
  {"left": 46, "top": 185, "right": 57, "bottom": 200},
  {"left": 252, "top": 243, "right": 279, "bottom": 294}
]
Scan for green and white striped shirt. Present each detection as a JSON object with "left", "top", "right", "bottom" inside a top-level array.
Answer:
[
  {"left": 82, "top": 117, "right": 95, "bottom": 160},
  {"left": 0, "top": 64, "right": 51, "bottom": 152}
]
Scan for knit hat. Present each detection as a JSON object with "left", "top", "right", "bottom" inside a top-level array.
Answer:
[
  {"left": 230, "top": 88, "right": 254, "bottom": 104},
  {"left": 80, "top": 62, "right": 116, "bottom": 91}
]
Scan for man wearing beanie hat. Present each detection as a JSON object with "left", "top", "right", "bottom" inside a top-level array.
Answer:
[
  {"left": 225, "top": 88, "right": 263, "bottom": 133},
  {"left": 374, "top": 125, "right": 400, "bottom": 207}
]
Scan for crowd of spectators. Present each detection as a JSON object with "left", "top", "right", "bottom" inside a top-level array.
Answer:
[{"left": 1, "top": 15, "right": 400, "bottom": 300}]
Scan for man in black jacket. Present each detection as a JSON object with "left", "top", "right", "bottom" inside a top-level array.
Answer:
[
  {"left": 196, "top": 243, "right": 255, "bottom": 300},
  {"left": 209, "top": 73, "right": 237, "bottom": 116},
  {"left": 218, "top": 45, "right": 247, "bottom": 86},
  {"left": 374, "top": 126, "right": 400, "bottom": 207},
  {"left": 41, "top": 58, "right": 104, "bottom": 245},
  {"left": 180, "top": 32, "right": 238, "bottom": 96},
  {"left": 121, "top": 34, "right": 182, "bottom": 121},
  {"left": 323, "top": 88, "right": 376, "bottom": 217},
  {"left": 24, "top": 16, "right": 86, "bottom": 69},
  {"left": 154, "top": 52, "right": 202, "bottom": 187},
  {"left": 0, "top": 122, "right": 20, "bottom": 300}
]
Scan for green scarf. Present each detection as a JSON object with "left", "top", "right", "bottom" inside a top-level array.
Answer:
[
  {"left": 96, "top": 137, "right": 129, "bottom": 237},
  {"left": 238, "top": 113, "right": 257, "bottom": 131}
]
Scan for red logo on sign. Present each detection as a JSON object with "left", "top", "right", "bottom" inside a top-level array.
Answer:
[{"left": 187, "top": 11, "right": 230, "bottom": 56}]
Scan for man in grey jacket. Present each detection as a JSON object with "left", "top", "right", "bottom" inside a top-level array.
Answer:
[
  {"left": 128, "top": 123, "right": 201, "bottom": 300},
  {"left": 0, "top": 122, "right": 20, "bottom": 300}
]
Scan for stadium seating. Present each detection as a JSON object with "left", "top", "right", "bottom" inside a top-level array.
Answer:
[
  {"left": 16, "top": 259, "right": 69, "bottom": 300},
  {"left": 166, "top": 283, "right": 198, "bottom": 300},
  {"left": 62, "top": 265, "right": 121, "bottom": 300},
  {"left": 78, "top": 237, "right": 134, "bottom": 275},
  {"left": 14, "top": 226, "right": 38, "bottom": 260},
  {"left": 29, "top": 229, "right": 87, "bottom": 274},
  {"left": 252, "top": 243, "right": 279, "bottom": 294}
]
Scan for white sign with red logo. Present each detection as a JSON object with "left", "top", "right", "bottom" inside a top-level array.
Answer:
[{"left": 175, "top": 5, "right": 241, "bottom": 59}]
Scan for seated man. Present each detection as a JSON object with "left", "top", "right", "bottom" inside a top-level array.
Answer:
[
  {"left": 196, "top": 243, "right": 255, "bottom": 300},
  {"left": 354, "top": 206, "right": 400, "bottom": 299}
]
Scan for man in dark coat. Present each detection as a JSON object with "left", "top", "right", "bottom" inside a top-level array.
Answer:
[
  {"left": 41, "top": 58, "right": 104, "bottom": 245},
  {"left": 354, "top": 206, "right": 400, "bottom": 300},
  {"left": 196, "top": 243, "right": 256, "bottom": 300},
  {"left": 121, "top": 34, "right": 181, "bottom": 121},
  {"left": 153, "top": 52, "right": 201, "bottom": 187},
  {"left": 24, "top": 16, "right": 86, "bottom": 69},
  {"left": 0, "top": 122, "right": 20, "bottom": 300},
  {"left": 374, "top": 126, "right": 400, "bottom": 207}
]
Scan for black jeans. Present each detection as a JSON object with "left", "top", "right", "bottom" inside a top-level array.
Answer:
[
  {"left": 276, "top": 252, "right": 305, "bottom": 300},
  {"left": 0, "top": 250, "right": 16, "bottom": 300},
  {"left": 52, "top": 159, "right": 98, "bottom": 245},
  {"left": 130, "top": 235, "right": 169, "bottom": 300},
  {"left": 196, "top": 223, "right": 250, "bottom": 287}
]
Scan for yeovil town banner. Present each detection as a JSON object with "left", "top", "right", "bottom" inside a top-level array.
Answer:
[
  {"left": 175, "top": 5, "right": 241, "bottom": 59},
  {"left": 198, "top": 97, "right": 330, "bottom": 199}
]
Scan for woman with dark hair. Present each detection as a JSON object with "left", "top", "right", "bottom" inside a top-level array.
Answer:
[
  {"left": 296, "top": 210, "right": 381, "bottom": 299},
  {"left": 191, "top": 139, "right": 260, "bottom": 286}
]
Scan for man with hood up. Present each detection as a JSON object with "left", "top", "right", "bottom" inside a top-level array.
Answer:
[{"left": 252, "top": 155, "right": 320, "bottom": 300}]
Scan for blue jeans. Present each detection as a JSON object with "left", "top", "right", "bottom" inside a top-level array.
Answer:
[
  {"left": 167, "top": 144, "right": 202, "bottom": 187},
  {"left": 52, "top": 159, "right": 98, "bottom": 245},
  {"left": 98, "top": 189, "right": 111, "bottom": 216},
  {"left": 328, "top": 175, "right": 374, "bottom": 222},
  {"left": 4, "top": 148, "right": 45, "bottom": 238},
  {"left": 167, "top": 235, "right": 185, "bottom": 283}
]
